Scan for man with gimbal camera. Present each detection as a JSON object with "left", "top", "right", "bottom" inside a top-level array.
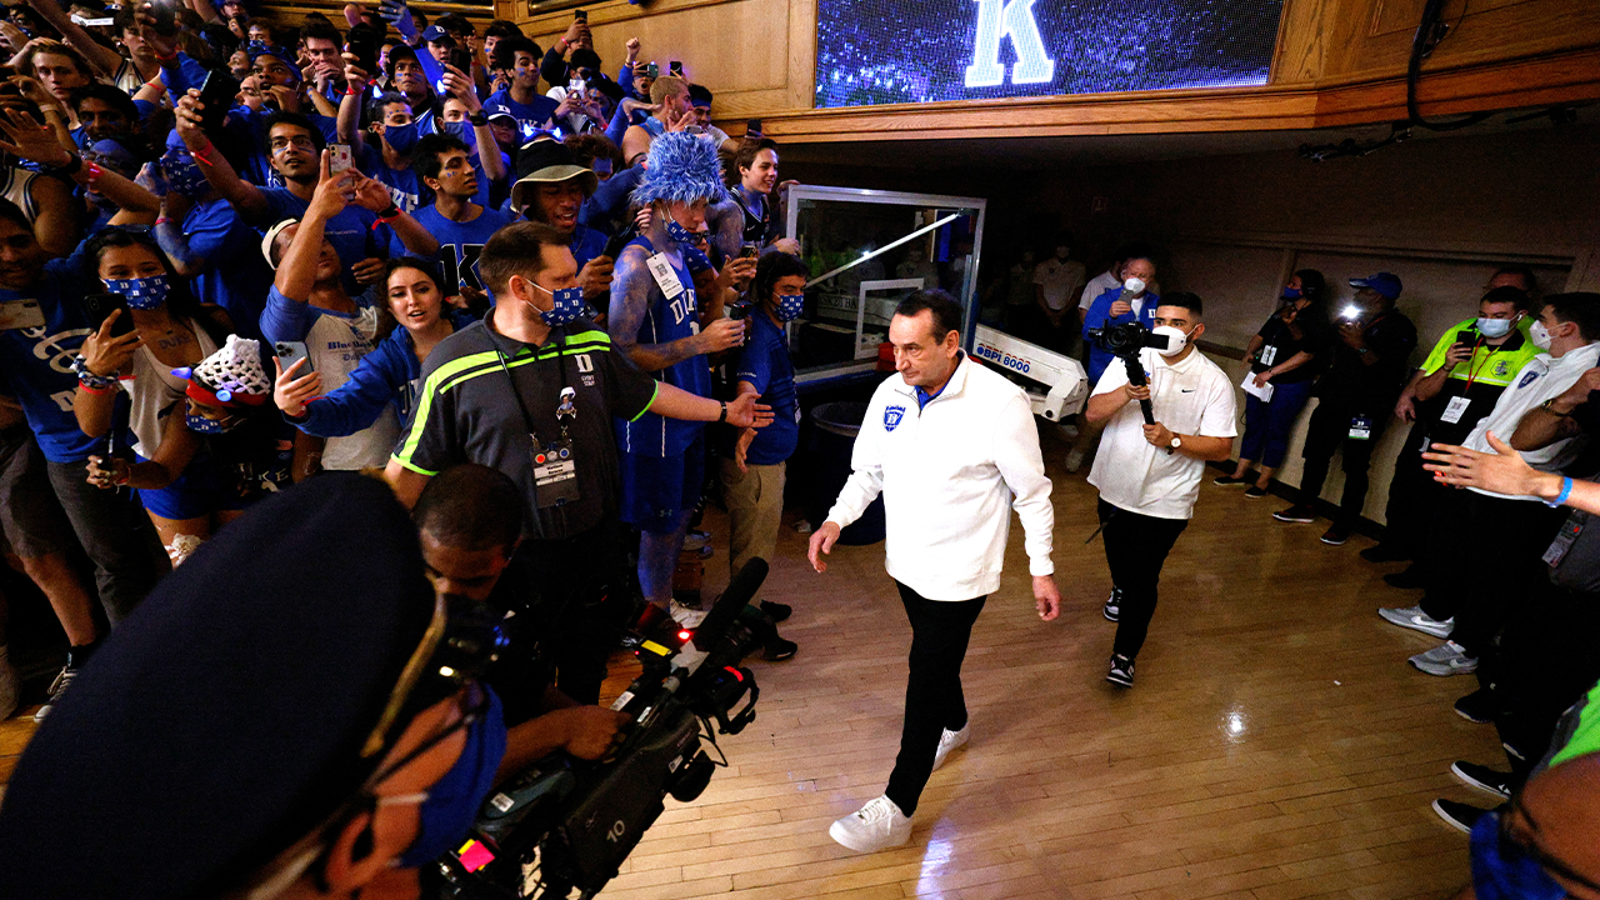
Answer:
[
  {"left": 809, "top": 289, "right": 1062, "bottom": 854},
  {"left": 1086, "top": 294, "right": 1236, "bottom": 688}
]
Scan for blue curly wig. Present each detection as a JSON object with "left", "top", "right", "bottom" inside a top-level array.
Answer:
[{"left": 631, "top": 132, "right": 728, "bottom": 207}]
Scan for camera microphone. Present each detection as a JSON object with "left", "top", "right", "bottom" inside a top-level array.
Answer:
[{"left": 693, "top": 558, "right": 767, "bottom": 651}]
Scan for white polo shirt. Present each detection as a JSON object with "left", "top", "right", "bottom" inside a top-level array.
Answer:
[
  {"left": 1088, "top": 346, "right": 1238, "bottom": 520},
  {"left": 1032, "top": 257, "right": 1085, "bottom": 312},
  {"left": 825, "top": 356, "right": 1055, "bottom": 601},
  {"left": 1463, "top": 341, "right": 1600, "bottom": 500}
]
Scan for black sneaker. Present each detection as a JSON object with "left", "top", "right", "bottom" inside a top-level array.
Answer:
[
  {"left": 1454, "top": 688, "right": 1496, "bottom": 725},
  {"left": 763, "top": 637, "right": 798, "bottom": 661},
  {"left": 1273, "top": 504, "right": 1316, "bottom": 524},
  {"left": 1320, "top": 524, "right": 1353, "bottom": 546},
  {"left": 1244, "top": 485, "right": 1268, "bottom": 499},
  {"left": 32, "top": 664, "right": 80, "bottom": 723},
  {"left": 1106, "top": 653, "right": 1135, "bottom": 687},
  {"left": 1214, "top": 473, "right": 1250, "bottom": 487},
  {"left": 759, "top": 600, "right": 792, "bottom": 623},
  {"left": 1432, "top": 798, "right": 1491, "bottom": 834},
  {"left": 1102, "top": 588, "right": 1122, "bottom": 623},
  {"left": 1451, "top": 761, "right": 1513, "bottom": 800},
  {"left": 1384, "top": 567, "right": 1426, "bottom": 590},
  {"left": 1360, "top": 543, "right": 1411, "bottom": 563}
]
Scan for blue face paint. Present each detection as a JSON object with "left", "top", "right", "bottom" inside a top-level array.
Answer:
[
  {"left": 1470, "top": 812, "right": 1569, "bottom": 900},
  {"left": 536, "top": 284, "right": 586, "bottom": 326},
  {"left": 103, "top": 274, "right": 170, "bottom": 310},
  {"left": 775, "top": 293, "right": 804, "bottom": 321},
  {"left": 397, "top": 689, "right": 506, "bottom": 868},
  {"left": 383, "top": 121, "right": 421, "bottom": 155}
]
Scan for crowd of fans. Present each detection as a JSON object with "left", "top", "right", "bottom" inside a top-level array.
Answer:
[{"left": 0, "top": 0, "right": 804, "bottom": 725}]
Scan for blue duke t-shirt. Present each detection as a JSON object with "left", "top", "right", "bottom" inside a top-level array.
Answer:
[
  {"left": 733, "top": 312, "right": 798, "bottom": 466},
  {"left": 391, "top": 204, "right": 515, "bottom": 293},
  {"left": 185, "top": 198, "right": 273, "bottom": 341},
  {"left": 483, "top": 90, "right": 559, "bottom": 141},
  {"left": 260, "top": 188, "right": 382, "bottom": 276}
]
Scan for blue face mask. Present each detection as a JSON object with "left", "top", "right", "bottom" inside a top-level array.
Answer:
[
  {"left": 161, "top": 149, "right": 209, "bottom": 198},
  {"left": 1281, "top": 287, "right": 1302, "bottom": 300},
  {"left": 664, "top": 217, "right": 703, "bottom": 248},
  {"left": 776, "top": 293, "right": 804, "bottom": 321},
  {"left": 536, "top": 283, "right": 586, "bottom": 326},
  {"left": 398, "top": 689, "right": 507, "bottom": 868},
  {"left": 186, "top": 412, "right": 234, "bottom": 434},
  {"left": 1470, "top": 812, "right": 1569, "bottom": 900},
  {"left": 383, "top": 121, "right": 420, "bottom": 155},
  {"left": 103, "top": 274, "right": 170, "bottom": 310}
]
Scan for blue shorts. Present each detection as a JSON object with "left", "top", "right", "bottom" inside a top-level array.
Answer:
[
  {"left": 618, "top": 434, "right": 705, "bottom": 534},
  {"left": 137, "top": 459, "right": 247, "bottom": 521}
]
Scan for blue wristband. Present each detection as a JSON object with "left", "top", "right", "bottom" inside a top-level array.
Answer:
[{"left": 1546, "top": 477, "right": 1574, "bottom": 508}]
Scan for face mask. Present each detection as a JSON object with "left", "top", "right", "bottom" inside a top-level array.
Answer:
[
  {"left": 186, "top": 411, "right": 237, "bottom": 434},
  {"left": 664, "top": 217, "right": 705, "bottom": 249},
  {"left": 1469, "top": 812, "right": 1568, "bottom": 900},
  {"left": 534, "top": 282, "right": 585, "bottom": 326},
  {"left": 162, "top": 150, "right": 209, "bottom": 198},
  {"left": 1281, "top": 287, "right": 1302, "bottom": 301},
  {"left": 1530, "top": 320, "right": 1553, "bottom": 351},
  {"left": 397, "top": 689, "right": 507, "bottom": 868},
  {"left": 437, "top": 119, "right": 467, "bottom": 139},
  {"left": 1477, "top": 317, "right": 1514, "bottom": 339},
  {"left": 382, "top": 121, "right": 420, "bottom": 155},
  {"left": 775, "top": 293, "right": 804, "bottom": 321},
  {"left": 103, "top": 274, "right": 170, "bottom": 310},
  {"left": 1152, "top": 324, "right": 1195, "bottom": 358},
  {"left": 1123, "top": 277, "right": 1146, "bottom": 296}
]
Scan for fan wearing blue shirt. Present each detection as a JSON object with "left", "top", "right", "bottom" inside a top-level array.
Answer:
[
  {"left": 171, "top": 99, "right": 440, "bottom": 289},
  {"left": 719, "top": 251, "right": 807, "bottom": 660},
  {"left": 399, "top": 134, "right": 515, "bottom": 312},
  {"left": 484, "top": 37, "right": 559, "bottom": 143},
  {"left": 0, "top": 200, "right": 160, "bottom": 629},
  {"left": 338, "top": 91, "right": 424, "bottom": 213},
  {"left": 510, "top": 140, "right": 614, "bottom": 314},
  {"left": 1081, "top": 255, "right": 1160, "bottom": 386},
  {"left": 274, "top": 258, "right": 476, "bottom": 438}
]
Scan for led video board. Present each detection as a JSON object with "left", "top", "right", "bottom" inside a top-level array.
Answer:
[{"left": 815, "top": 0, "right": 1284, "bottom": 108}]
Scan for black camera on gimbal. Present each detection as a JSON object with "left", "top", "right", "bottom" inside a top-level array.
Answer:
[
  {"left": 1086, "top": 321, "right": 1169, "bottom": 359},
  {"left": 1086, "top": 322, "right": 1168, "bottom": 425},
  {"left": 435, "top": 560, "right": 771, "bottom": 900}
]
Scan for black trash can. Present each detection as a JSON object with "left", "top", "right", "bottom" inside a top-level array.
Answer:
[{"left": 806, "top": 401, "right": 886, "bottom": 546}]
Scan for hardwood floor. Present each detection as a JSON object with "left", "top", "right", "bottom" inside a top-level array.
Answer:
[{"left": 0, "top": 436, "right": 1498, "bottom": 899}]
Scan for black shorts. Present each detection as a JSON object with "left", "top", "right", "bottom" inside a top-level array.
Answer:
[{"left": 0, "top": 424, "right": 75, "bottom": 558}]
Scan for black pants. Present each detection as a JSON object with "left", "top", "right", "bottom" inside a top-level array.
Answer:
[
  {"left": 514, "top": 517, "right": 635, "bottom": 706},
  {"left": 1486, "top": 582, "right": 1600, "bottom": 781},
  {"left": 1297, "top": 401, "right": 1386, "bottom": 527},
  {"left": 1419, "top": 493, "right": 1564, "bottom": 661},
  {"left": 44, "top": 458, "right": 160, "bottom": 626},
  {"left": 884, "top": 582, "right": 985, "bottom": 817},
  {"left": 1098, "top": 498, "right": 1189, "bottom": 660},
  {"left": 1377, "top": 422, "right": 1439, "bottom": 556}
]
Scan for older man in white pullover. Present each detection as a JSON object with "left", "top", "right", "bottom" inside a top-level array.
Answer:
[{"left": 809, "top": 289, "right": 1062, "bottom": 854}]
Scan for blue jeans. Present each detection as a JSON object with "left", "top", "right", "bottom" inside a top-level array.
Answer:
[{"left": 1238, "top": 379, "right": 1313, "bottom": 469}]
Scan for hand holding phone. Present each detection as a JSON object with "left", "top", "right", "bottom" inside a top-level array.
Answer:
[{"left": 274, "top": 341, "right": 314, "bottom": 376}]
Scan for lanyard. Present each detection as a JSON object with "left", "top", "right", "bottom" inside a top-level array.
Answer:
[{"left": 1462, "top": 334, "right": 1504, "bottom": 392}]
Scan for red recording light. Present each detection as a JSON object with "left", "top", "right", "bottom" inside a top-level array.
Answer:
[{"left": 677, "top": 629, "right": 693, "bottom": 641}]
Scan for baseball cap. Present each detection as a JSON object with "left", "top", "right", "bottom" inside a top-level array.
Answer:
[
  {"left": 422, "top": 24, "right": 449, "bottom": 43},
  {"left": 486, "top": 105, "right": 516, "bottom": 124},
  {"left": 1349, "top": 272, "right": 1402, "bottom": 301}
]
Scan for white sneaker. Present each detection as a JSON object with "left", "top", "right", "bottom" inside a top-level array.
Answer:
[
  {"left": 931, "top": 724, "right": 970, "bottom": 771},
  {"left": 1064, "top": 449, "right": 1086, "bottom": 473},
  {"left": 1378, "top": 606, "right": 1454, "bottom": 639},
  {"left": 1409, "top": 640, "right": 1478, "bottom": 676},
  {"left": 829, "top": 795, "right": 912, "bottom": 853},
  {"left": 669, "top": 601, "right": 708, "bottom": 629}
]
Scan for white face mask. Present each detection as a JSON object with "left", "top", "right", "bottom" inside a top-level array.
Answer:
[
  {"left": 1123, "top": 277, "right": 1146, "bottom": 296},
  {"left": 1530, "top": 320, "right": 1553, "bottom": 351},
  {"left": 1152, "top": 324, "right": 1194, "bottom": 357},
  {"left": 1475, "top": 317, "right": 1514, "bottom": 339}
]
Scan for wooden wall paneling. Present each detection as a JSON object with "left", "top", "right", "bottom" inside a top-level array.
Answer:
[{"left": 1273, "top": 0, "right": 1336, "bottom": 86}]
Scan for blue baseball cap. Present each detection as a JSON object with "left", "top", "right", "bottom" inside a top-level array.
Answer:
[
  {"left": 247, "top": 43, "right": 303, "bottom": 83},
  {"left": 422, "top": 24, "right": 449, "bottom": 42},
  {"left": 1350, "top": 272, "right": 1402, "bottom": 300}
]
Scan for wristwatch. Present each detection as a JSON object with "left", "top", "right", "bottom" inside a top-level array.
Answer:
[
  {"left": 1168, "top": 434, "right": 1182, "bottom": 455},
  {"left": 468, "top": 110, "right": 489, "bottom": 127}
]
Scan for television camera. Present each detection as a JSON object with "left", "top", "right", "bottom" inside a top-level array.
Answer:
[
  {"left": 436, "top": 559, "right": 771, "bottom": 899},
  {"left": 1086, "top": 321, "right": 1170, "bottom": 425}
]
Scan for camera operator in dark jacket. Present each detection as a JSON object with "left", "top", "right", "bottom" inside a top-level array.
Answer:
[{"left": 1274, "top": 273, "right": 1417, "bottom": 545}]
